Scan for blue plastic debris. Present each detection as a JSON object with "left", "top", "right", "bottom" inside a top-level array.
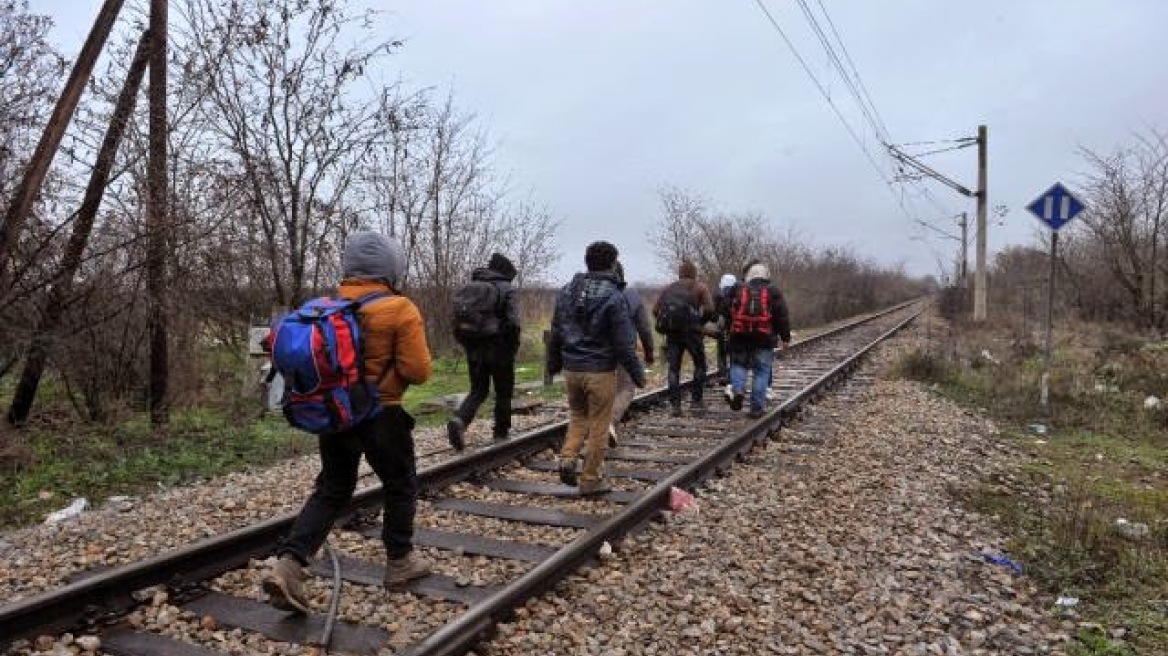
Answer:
[{"left": 981, "top": 551, "right": 1024, "bottom": 575}]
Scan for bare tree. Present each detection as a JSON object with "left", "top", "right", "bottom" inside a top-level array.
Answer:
[
  {"left": 1072, "top": 129, "right": 1168, "bottom": 328},
  {"left": 182, "top": 0, "right": 397, "bottom": 307},
  {"left": 649, "top": 184, "right": 929, "bottom": 325}
]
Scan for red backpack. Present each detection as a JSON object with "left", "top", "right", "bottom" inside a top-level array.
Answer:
[{"left": 729, "top": 285, "right": 772, "bottom": 337}]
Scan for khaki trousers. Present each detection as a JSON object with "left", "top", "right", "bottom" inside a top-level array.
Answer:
[{"left": 561, "top": 370, "right": 617, "bottom": 483}]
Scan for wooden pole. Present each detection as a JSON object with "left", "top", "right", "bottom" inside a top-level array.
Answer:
[
  {"left": 0, "top": 0, "right": 126, "bottom": 291},
  {"left": 7, "top": 30, "right": 152, "bottom": 426},
  {"left": 147, "top": 0, "right": 169, "bottom": 426}
]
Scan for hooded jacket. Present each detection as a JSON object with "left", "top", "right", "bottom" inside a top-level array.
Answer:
[
  {"left": 461, "top": 264, "right": 521, "bottom": 359},
  {"left": 548, "top": 271, "right": 645, "bottom": 386},
  {"left": 653, "top": 262, "right": 715, "bottom": 334}
]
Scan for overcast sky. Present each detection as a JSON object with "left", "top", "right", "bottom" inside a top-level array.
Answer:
[{"left": 39, "top": 1, "right": 1168, "bottom": 285}]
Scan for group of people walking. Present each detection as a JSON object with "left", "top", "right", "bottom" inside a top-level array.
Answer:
[{"left": 262, "top": 232, "right": 790, "bottom": 613}]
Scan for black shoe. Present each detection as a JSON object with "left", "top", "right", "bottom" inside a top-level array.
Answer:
[
  {"left": 670, "top": 405, "right": 684, "bottom": 417},
  {"left": 493, "top": 431, "right": 511, "bottom": 442},
  {"left": 729, "top": 393, "right": 744, "bottom": 411},
  {"left": 746, "top": 407, "right": 765, "bottom": 419},
  {"left": 558, "top": 457, "right": 578, "bottom": 486},
  {"left": 689, "top": 399, "right": 706, "bottom": 416},
  {"left": 446, "top": 418, "right": 465, "bottom": 451}
]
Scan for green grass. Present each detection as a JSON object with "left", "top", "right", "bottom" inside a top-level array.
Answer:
[
  {"left": 401, "top": 354, "right": 555, "bottom": 426},
  {"left": 897, "top": 335, "right": 1168, "bottom": 654},
  {"left": 0, "top": 408, "right": 314, "bottom": 528},
  {"left": 0, "top": 345, "right": 563, "bottom": 529}
]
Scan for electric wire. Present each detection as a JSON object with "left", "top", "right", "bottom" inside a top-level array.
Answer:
[
  {"left": 905, "top": 142, "right": 977, "bottom": 158},
  {"left": 748, "top": 0, "right": 903, "bottom": 206},
  {"left": 894, "top": 137, "right": 977, "bottom": 147},
  {"left": 811, "top": 0, "right": 892, "bottom": 141},
  {"left": 794, "top": 0, "right": 888, "bottom": 144},
  {"left": 320, "top": 541, "right": 343, "bottom": 654}
]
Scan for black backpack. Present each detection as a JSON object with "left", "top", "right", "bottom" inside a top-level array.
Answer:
[
  {"left": 654, "top": 284, "right": 698, "bottom": 335},
  {"left": 452, "top": 280, "right": 502, "bottom": 340}
]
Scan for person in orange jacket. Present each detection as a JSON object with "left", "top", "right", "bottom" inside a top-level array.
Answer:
[{"left": 264, "top": 231, "right": 433, "bottom": 613}]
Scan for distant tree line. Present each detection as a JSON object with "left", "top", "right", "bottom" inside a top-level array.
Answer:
[
  {"left": 649, "top": 186, "right": 933, "bottom": 327},
  {"left": 0, "top": 0, "right": 558, "bottom": 426}
]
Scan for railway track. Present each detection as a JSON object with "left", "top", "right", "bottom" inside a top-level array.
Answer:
[{"left": 0, "top": 300, "right": 923, "bottom": 656}]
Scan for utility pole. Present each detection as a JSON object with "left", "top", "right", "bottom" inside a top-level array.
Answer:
[
  {"left": 147, "top": 0, "right": 169, "bottom": 426},
  {"left": 974, "top": 125, "right": 988, "bottom": 321},
  {"left": 0, "top": 0, "right": 126, "bottom": 291},
  {"left": 888, "top": 126, "right": 986, "bottom": 314}
]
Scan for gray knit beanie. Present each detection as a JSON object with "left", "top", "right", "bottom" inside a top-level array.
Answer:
[{"left": 342, "top": 231, "right": 406, "bottom": 287}]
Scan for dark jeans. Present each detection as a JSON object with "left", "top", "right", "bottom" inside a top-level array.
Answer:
[
  {"left": 280, "top": 405, "right": 418, "bottom": 562},
  {"left": 455, "top": 355, "right": 515, "bottom": 436},
  {"left": 665, "top": 332, "right": 707, "bottom": 407}
]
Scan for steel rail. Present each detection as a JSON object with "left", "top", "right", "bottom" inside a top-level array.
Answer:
[
  {"left": 400, "top": 303, "right": 925, "bottom": 656},
  {"left": 0, "top": 299, "right": 920, "bottom": 646}
]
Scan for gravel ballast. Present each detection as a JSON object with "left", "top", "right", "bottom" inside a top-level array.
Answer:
[{"left": 2, "top": 317, "right": 1072, "bottom": 655}]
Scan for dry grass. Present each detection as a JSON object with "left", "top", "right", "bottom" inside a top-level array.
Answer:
[{"left": 900, "top": 312, "right": 1168, "bottom": 655}]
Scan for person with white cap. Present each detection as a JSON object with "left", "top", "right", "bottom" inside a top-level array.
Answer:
[{"left": 722, "top": 261, "right": 790, "bottom": 418}]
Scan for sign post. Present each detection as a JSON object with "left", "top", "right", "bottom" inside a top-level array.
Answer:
[{"left": 1026, "top": 182, "right": 1085, "bottom": 410}]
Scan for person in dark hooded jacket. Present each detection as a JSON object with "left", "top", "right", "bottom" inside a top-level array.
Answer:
[
  {"left": 653, "top": 259, "right": 714, "bottom": 416},
  {"left": 548, "top": 241, "right": 646, "bottom": 495},
  {"left": 447, "top": 253, "right": 521, "bottom": 450},
  {"left": 608, "top": 260, "right": 654, "bottom": 446}
]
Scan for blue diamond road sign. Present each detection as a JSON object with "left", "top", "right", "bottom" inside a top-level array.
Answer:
[{"left": 1027, "top": 182, "right": 1085, "bottom": 231}]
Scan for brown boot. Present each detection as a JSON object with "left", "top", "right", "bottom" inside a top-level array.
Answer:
[
  {"left": 262, "top": 555, "right": 310, "bottom": 614},
  {"left": 384, "top": 552, "right": 432, "bottom": 589}
]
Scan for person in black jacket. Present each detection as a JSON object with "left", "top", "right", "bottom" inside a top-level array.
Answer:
[
  {"left": 548, "top": 242, "right": 646, "bottom": 495},
  {"left": 722, "top": 262, "right": 791, "bottom": 418},
  {"left": 608, "top": 260, "right": 655, "bottom": 446},
  {"left": 447, "top": 253, "right": 521, "bottom": 450}
]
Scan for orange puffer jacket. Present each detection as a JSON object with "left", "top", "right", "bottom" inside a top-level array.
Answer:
[{"left": 338, "top": 279, "right": 432, "bottom": 406}]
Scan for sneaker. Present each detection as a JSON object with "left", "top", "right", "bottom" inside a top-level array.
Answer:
[
  {"left": 446, "top": 418, "right": 465, "bottom": 451},
  {"left": 578, "top": 479, "right": 611, "bottom": 496},
  {"left": 492, "top": 430, "right": 512, "bottom": 442},
  {"left": 262, "top": 555, "right": 311, "bottom": 614},
  {"left": 558, "top": 457, "right": 578, "bottom": 486},
  {"left": 729, "top": 393, "right": 744, "bottom": 411},
  {"left": 607, "top": 424, "right": 619, "bottom": 448},
  {"left": 746, "top": 407, "right": 765, "bottom": 419},
  {"left": 384, "top": 553, "right": 432, "bottom": 588}
]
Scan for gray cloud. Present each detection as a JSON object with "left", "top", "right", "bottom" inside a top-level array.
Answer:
[{"left": 41, "top": 0, "right": 1168, "bottom": 285}]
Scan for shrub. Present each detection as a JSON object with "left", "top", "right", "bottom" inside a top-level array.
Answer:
[{"left": 895, "top": 349, "right": 950, "bottom": 383}]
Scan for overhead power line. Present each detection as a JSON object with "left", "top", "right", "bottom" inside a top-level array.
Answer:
[
  {"left": 747, "top": 0, "right": 899, "bottom": 198},
  {"left": 811, "top": 0, "right": 890, "bottom": 141},
  {"left": 793, "top": 0, "right": 889, "bottom": 144}
]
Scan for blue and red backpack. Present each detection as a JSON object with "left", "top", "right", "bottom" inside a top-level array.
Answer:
[{"left": 268, "top": 292, "right": 390, "bottom": 435}]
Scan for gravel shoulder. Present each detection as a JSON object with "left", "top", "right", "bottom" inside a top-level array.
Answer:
[{"left": 475, "top": 322, "right": 1072, "bottom": 656}]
